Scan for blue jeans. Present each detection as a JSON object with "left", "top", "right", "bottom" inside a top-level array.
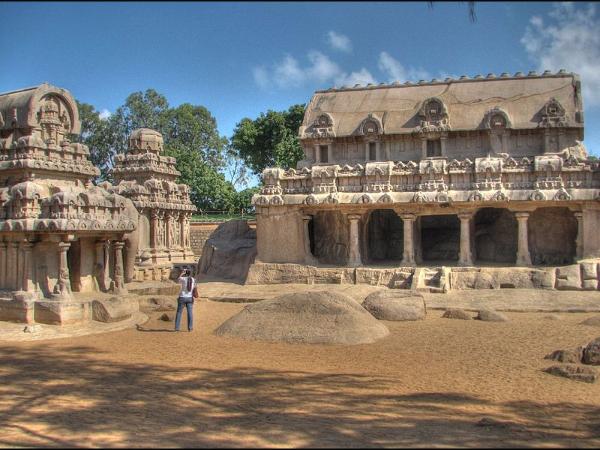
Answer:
[{"left": 174, "top": 296, "right": 194, "bottom": 331}]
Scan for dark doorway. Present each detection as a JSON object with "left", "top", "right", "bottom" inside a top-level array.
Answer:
[
  {"left": 310, "top": 211, "right": 349, "bottom": 265},
  {"left": 420, "top": 215, "right": 459, "bottom": 262},
  {"left": 529, "top": 207, "right": 577, "bottom": 265},
  {"left": 474, "top": 208, "right": 517, "bottom": 263},
  {"left": 66, "top": 240, "right": 82, "bottom": 292},
  {"left": 366, "top": 209, "right": 404, "bottom": 263}
]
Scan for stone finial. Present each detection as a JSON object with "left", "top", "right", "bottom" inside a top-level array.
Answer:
[
  {"left": 528, "top": 70, "right": 538, "bottom": 76},
  {"left": 500, "top": 72, "right": 510, "bottom": 78},
  {"left": 129, "top": 128, "right": 164, "bottom": 154},
  {"left": 486, "top": 73, "right": 496, "bottom": 79},
  {"left": 514, "top": 71, "right": 525, "bottom": 77}
]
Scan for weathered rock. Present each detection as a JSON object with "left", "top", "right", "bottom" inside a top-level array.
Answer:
[
  {"left": 362, "top": 291, "right": 426, "bottom": 321},
  {"left": 92, "top": 297, "right": 138, "bottom": 323},
  {"left": 23, "top": 324, "right": 41, "bottom": 333},
  {"left": 476, "top": 417, "right": 527, "bottom": 432},
  {"left": 544, "top": 314, "right": 561, "bottom": 321},
  {"left": 197, "top": 220, "right": 257, "bottom": 281},
  {"left": 543, "top": 364, "right": 597, "bottom": 383},
  {"left": 544, "top": 347, "right": 583, "bottom": 364},
  {"left": 442, "top": 308, "right": 472, "bottom": 320},
  {"left": 580, "top": 316, "right": 600, "bottom": 327},
  {"left": 555, "top": 265, "right": 582, "bottom": 290},
  {"left": 476, "top": 308, "right": 509, "bottom": 322},
  {"left": 159, "top": 313, "right": 174, "bottom": 322},
  {"left": 214, "top": 291, "right": 389, "bottom": 345},
  {"left": 582, "top": 337, "right": 600, "bottom": 365}
]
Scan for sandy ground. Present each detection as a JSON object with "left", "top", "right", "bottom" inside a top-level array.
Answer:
[{"left": 1, "top": 298, "right": 600, "bottom": 448}]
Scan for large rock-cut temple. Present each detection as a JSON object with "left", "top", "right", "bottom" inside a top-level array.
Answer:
[{"left": 250, "top": 71, "right": 600, "bottom": 291}]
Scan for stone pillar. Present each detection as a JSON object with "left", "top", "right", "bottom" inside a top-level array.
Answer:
[
  {"left": 515, "top": 212, "right": 532, "bottom": 266},
  {"left": 421, "top": 136, "right": 428, "bottom": 159},
  {"left": 150, "top": 211, "right": 159, "bottom": 248},
  {"left": 327, "top": 144, "right": 333, "bottom": 164},
  {"left": 440, "top": 133, "right": 448, "bottom": 157},
  {"left": 112, "top": 241, "right": 127, "bottom": 294},
  {"left": 385, "top": 141, "right": 391, "bottom": 160},
  {"left": 574, "top": 211, "right": 584, "bottom": 261},
  {"left": 16, "top": 242, "right": 25, "bottom": 290},
  {"left": 164, "top": 212, "right": 172, "bottom": 250},
  {"left": 179, "top": 213, "right": 186, "bottom": 250},
  {"left": 7, "top": 241, "right": 19, "bottom": 290},
  {"left": 364, "top": 142, "right": 370, "bottom": 161},
  {"left": 347, "top": 214, "right": 362, "bottom": 267},
  {"left": 375, "top": 141, "right": 381, "bottom": 160},
  {"left": 0, "top": 241, "right": 6, "bottom": 289},
  {"left": 95, "top": 240, "right": 109, "bottom": 292},
  {"left": 21, "top": 241, "right": 35, "bottom": 292},
  {"left": 53, "top": 242, "right": 71, "bottom": 296},
  {"left": 302, "top": 215, "right": 316, "bottom": 264},
  {"left": 400, "top": 214, "right": 416, "bottom": 265},
  {"left": 458, "top": 212, "right": 474, "bottom": 266},
  {"left": 314, "top": 144, "right": 321, "bottom": 164}
]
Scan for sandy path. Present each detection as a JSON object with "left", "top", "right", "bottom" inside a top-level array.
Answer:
[{"left": 1, "top": 300, "right": 599, "bottom": 447}]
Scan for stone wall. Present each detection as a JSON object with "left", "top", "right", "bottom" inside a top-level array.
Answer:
[{"left": 190, "top": 221, "right": 256, "bottom": 257}]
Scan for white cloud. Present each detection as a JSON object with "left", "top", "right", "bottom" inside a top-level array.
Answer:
[
  {"left": 252, "top": 66, "right": 270, "bottom": 89},
  {"left": 273, "top": 54, "right": 305, "bottom": 88},
  {"left": 378, "top": 51, "right": 431, "bottom": 83},
  {"left": 307, "top": 51, "right": 341, "bottom": 82},
  {"left": 327, "top": 31, "right": 352, "bottom": 53},
  {"left": 335, "top": 68, "right": 377, "bottom": 87},
  {"left": 521, "top": 2, "right": 600, "bottom": 106},
  {"left": 99, "top": 109, "right": 111, "bottom": 120}
]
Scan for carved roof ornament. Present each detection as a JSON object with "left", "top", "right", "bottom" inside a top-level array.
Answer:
[
  {"left": 539, "top": 97, "right": 567, "bottom": 128},
  {"left": 484, "top": 107, "right": 512, "bottom": 131},
  {"left": 415, "top": 97, "right": 450, "bottom": 134},
  {"left": 308, "top": 113, "right": 335, "bottom": 138}
]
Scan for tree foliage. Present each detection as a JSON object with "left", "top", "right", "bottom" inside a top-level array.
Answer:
[
  {"left": 231, "top": 104, "right": 306, "bottom": 175},
  {"left": 73, "top": 89, "right": 246, "bottom": 212}
]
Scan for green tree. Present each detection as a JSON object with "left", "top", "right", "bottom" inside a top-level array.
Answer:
[{"left": 231, "top": 104, "right": 306, "bottom": 175}]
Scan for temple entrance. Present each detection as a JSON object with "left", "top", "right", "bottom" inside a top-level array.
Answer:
[
  {"left": 366, "top": 209, "right": 403, "bottom": 264},
  {"left": 310, "top": 211, "right": 349, "bottom": 265},
  {"left": 420, "top": 215, "right": 460, "bottom": 262},
  {"left": 67, "top": 240, "right": 82, "bottom": 292},
  {"left": 474, "top": 208, "right": 517, "bottom": 264},
  {"left": 529, "top": 207, "right": 577, "bottom": 265}
]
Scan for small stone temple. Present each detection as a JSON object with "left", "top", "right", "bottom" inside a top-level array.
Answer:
[
  {"left": 0, "top": 83, "right": 195, "bottom": 324},
  {"left": 249, "top": 71, "right": 600, "bottom": 291},
  {"left": 106, "top": 128, "right": 196, "bottom": 282}
]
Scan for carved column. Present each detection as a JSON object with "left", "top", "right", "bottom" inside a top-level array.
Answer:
[
  {"left": 515, "top": 212, "right": 532, "bottom": 266},
  {"left": 327, "top": 144, "right": 333, "bottom": 164},
  {"left": 7, "top": 241, "right": 19, "bottom": 290},
  {"left": 112, "top": 241, "right": 127, "bottom": 294},
  {"left": 302, "top": 215, "right": 315, "bottom": 264},
  {"left": 314, "top": 144, "right": 321, "bottom": 164},
  {"left": 375, "top": 141, "right": 381, "bottom": 160},
  {"left": 458, "top": 212, "right": 474, "bottom": 266},
  {"left": 347, "top": 214, "right": 362, "bottom": 267},
  {"left": 179, "top": 213, "right": 186, "bottom": 250},
  {"left": 384, "top": 141, "right": 391, "bottom": 160},
  {"left": 574, "top": 212, "right": 584, "bottom": 261},
  {"left": 164, "top": 212, "right": 172, "bottom": 249},
  {"left": 21, "top": 241, "right": 35, "bottom": 292},
  {"left": 95, "top": 240, "right": 109, "bottom": 292},
  {"left": 150, "top": 211, "right": 159, "bottom": 248},
  {"left": 421, "top": 136, "right": 428, "bottom": 159},
  {"left": 16, "top": 242, "right": 25, "bottom": 290},
  {"left": 440, "top": 133, "right": 448, "bottom": 157},
  {"left": 0, "top": 241, "right": 6, "bottom": 289},
  {"left": 400, "top": 213, "right": 416, "bottom": 265},
  {"left": 53, "top": 242, "right": 71, "bottom": 296},
  {"left": 364, "top": 142, "right": 369, "bottom": 161}
]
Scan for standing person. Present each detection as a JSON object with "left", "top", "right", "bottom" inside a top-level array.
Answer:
[{"left": 175, "top": 268, "right": 196, "bottom": 332}]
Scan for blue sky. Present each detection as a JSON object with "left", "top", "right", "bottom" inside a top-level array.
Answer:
[{"left": 2, "top": 1, "right": 600, "bottom": 183}]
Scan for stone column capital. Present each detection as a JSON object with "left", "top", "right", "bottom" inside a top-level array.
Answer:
[
  {"left": 514, "top": 212, "right": 530, "bottom": 220},
  {"left": 112, "top": 240, "right": 126, "bottom": 250},
  {"left": 399, "top": 213, "right": 417, "bottom": 221},
  {"left": 302, "top": 214, "right": 313, "bottom": 221},
  {"left": 57, "top": 241, "right": 71, "bottom": 251},
  {"left": 347, "top": 214, "right": 362, "bottom": 222},
  {"left": 574, "top": 211, "right": 584, "bottom": 219},
  {"left": 458, "top": 211, "right": 474, "bottom": 220}
]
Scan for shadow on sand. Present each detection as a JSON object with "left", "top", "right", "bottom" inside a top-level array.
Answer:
[{"left": 0, "top": 344, "right": 598, "bottom": 447}]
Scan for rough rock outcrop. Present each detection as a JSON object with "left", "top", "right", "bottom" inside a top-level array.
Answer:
[
  {"left": 543, "top": 364, "right": 597, "bottom": 383},
  {"left": 362, "top": 291, "right": 426, "bottom": 321},
  {"left": 197, "top": 220, "right": 257, "bottom": 281},
  {"left": 476, "top": 309, "right": 509, "bottom": 322},
  {"left": 442, "top": 308, "right": 472, "bottom": 320},
  {"left": 92, "top": 297, "right": 138, "bottom": 323},
  {"left": 214, "top": 291, "right": 389, "bottom": 345},
  {"left": 583, "top": 337, "right": 600, "bottom": 365},
  {"left": 544, "top": 347, "right": 584, "bottom": 364}
]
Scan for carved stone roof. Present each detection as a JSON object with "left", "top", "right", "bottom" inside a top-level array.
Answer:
[
  {"left": 300, "top": 72, "right": 583, "bottom": 139},
  {"left": 0, "top": 83, "right": 80, "bottom": 134}
]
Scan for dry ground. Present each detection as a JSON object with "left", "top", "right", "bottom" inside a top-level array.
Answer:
[{"left": 1, "top": 297, "right": 600, "bottom": 448}]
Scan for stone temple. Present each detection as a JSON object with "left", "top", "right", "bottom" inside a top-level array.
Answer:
[
  {"left": 0, "top": 83, "right": 195, "bottom": 324},
  {"left": 249, "top": 71, "right": 600, "bottom": 292}
]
